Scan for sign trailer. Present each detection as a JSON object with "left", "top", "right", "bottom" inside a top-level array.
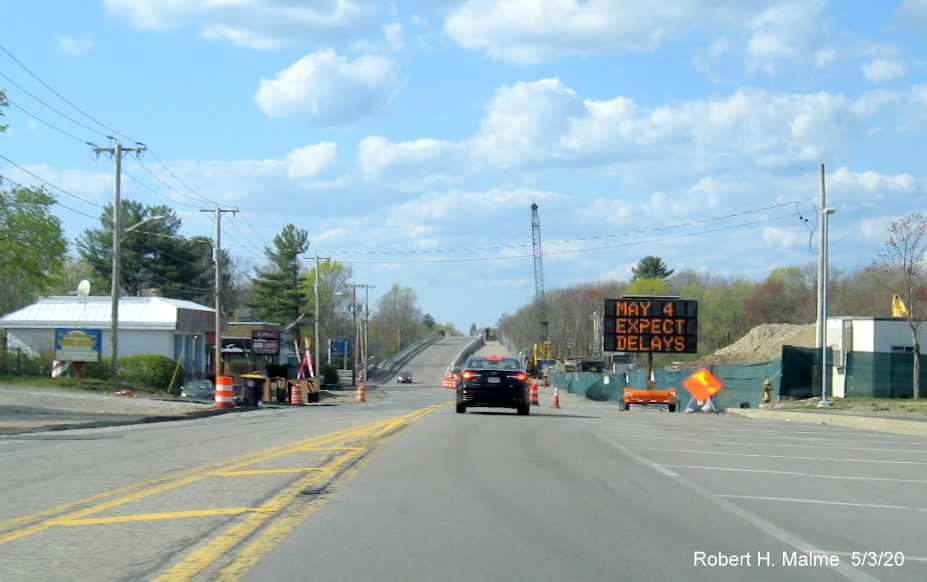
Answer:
[{"left": 603, "top": 297, "right": 699, "bottom": 409}]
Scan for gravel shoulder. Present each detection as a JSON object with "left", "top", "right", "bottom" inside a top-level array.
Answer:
[{"left": 0, "top": 384, "right": 224, "bottom": 436}]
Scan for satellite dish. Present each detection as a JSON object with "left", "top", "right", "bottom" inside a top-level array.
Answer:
[{"left": 76, "top": 279, "right": 91, "bottom": 297}]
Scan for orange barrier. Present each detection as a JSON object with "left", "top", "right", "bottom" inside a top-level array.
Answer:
[
  {"left": 290, "top": 382, "right": 302, "bottom": 405},
  {"left": 215, "top": 375, "right": 235, "bottom": 408},
  {"left": 529, "top": 383, "right": 539, "bottom": 406},
  {"left": 356, "top": 385, "right": 367, "bottom": 403},
  {"left": 552, "top": 385, "right": 561, "bottom": 409},
  {"left": 442, "top": 376, "right": 458, "bottom": 389}
]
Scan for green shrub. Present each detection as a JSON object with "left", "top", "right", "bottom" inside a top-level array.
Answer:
[
  {"left": 80, "top": 358, "right": 109, "bottom": 381},
  {"left": 118, "top": 355, "right": 184, "bottom": 392},
  {"left": 322, "top": 363, "right": 340, "bottom": 386}
]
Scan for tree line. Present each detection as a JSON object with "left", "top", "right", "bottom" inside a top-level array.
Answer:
[{"left": 501, "top": 229, "right": 927, "bottom": 390}]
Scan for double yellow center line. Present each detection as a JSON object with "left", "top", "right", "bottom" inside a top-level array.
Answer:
[{"left": 1, "top": 404, "right": 444, "bottom": 581}]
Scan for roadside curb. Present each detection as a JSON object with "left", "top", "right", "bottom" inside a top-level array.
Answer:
[{"left": 724, "top": 407, "right": 927, "bottom": 438}]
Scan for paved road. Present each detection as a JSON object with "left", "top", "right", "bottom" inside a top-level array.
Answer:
[
  {"left": 239, "top": 394, "right": 926, "bottom": 582},
  {"left": 1, "top": 336, "right": 924, "bottom": 581}
]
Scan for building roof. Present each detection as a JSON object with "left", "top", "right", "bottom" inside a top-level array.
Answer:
[{"left": 0, "top": 296, "right": 215, "bottom": 331}]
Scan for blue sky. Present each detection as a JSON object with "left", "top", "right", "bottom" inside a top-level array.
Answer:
[{"left": 2, "top": 1, "right": 927, "bottom": 332}]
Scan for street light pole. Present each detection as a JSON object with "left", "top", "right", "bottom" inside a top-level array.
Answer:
[
  {"left": 108, "top": 214, "right": 165, "bottom": 381},
  {"left": 817, "top": 164, "right": 836, "bottom": 407},
  {"left": 351, "top": 284, "right": 358, "bottom": 386}
]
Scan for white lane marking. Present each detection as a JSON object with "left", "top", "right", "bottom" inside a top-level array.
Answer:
[
  {"left": 607, "top": 438, "right": 885, "bottom": 582},
  {"left": 666, "top": 464, "right": 927, "bottom": 484},
  {"left": 718, "top": 494, "right": 927, "bottom": 512},
  {"left": 636, "top": 446, "right": 927, "bottom": 465},
  {"left": 598, "top": 433, "right": 927, "bottom": 453}
]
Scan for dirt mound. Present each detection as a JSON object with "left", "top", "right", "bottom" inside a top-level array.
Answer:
[{"left": 691, "top": 323, "right": 816, "bottom": 367}]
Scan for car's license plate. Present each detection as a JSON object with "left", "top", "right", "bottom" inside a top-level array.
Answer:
[{"left": 487, "top": 377, "right": 501, "bottom": 384}]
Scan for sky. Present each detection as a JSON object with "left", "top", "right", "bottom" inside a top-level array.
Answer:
[{"left": 2, "top": 1, "right": 927, "bottom": 333}]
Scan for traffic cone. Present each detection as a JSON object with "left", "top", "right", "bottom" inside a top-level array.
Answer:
[
  {"left": 529, "top": 383, "right": 539, "bottom": 405},
  {"left": 356, "top": 385, "right": 367, "bottom": 403},
  {"left": 552, "top": 385, "right": 561, "bottom": 409}
]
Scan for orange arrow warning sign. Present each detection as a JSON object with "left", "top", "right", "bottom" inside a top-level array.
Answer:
[{"left": 683, "top": 368, "right": 723, "bottom": 401}]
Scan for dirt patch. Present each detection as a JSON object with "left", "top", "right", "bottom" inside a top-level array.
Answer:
[
  {"left": 690, "top": 323, "right": 816, "bottom": 367},
  {"left": 0, "top": 384, "right": 221, "bottom": 436}
]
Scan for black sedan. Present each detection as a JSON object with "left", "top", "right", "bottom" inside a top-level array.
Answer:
[{"left": 456, "top": 355, "right": 530, "bottom": 415}]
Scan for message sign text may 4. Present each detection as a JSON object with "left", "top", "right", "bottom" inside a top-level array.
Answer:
[{"left": 603, "top": 297, "right": 698, "bottom": 353}]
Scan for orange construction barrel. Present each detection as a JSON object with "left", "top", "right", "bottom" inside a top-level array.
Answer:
[
  {"left": 290, "top": 381, "right": 303, "bottom": 405},
  {"left": 215, "top": 375, "right": 235, "bottom": 408}
]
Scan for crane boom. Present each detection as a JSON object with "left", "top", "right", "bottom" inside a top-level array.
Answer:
[{"left": 530, "top": 203, "right": 549, "bottom": 342}]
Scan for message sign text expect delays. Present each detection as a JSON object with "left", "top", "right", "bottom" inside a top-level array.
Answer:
[{"left": 603, "top": 297, "right": 698, "bottom": 353}]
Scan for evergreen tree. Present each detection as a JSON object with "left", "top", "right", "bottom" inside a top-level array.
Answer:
[
  {"left": 631, "top": 256, "right": 675, "bottom": 281},
  {"left": 249, "top": 224, "right": 310, "bottom": 344},
  {"left": 75, "top": 201, "right": 220, "bottom": 304}
]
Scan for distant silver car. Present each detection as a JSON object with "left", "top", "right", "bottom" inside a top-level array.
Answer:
[
  {"left": 180, "top": 379, "right": 214, "bottom": 400},
  {"left": 396, "top": 371, "right": 412, "bottom": 383}
]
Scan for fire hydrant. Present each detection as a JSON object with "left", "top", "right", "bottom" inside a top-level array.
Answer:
[{"left": 763, "top": 379, "right": 773, "bottom": 404}]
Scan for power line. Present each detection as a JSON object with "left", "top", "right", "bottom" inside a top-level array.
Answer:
[
  {"left": 0, "top": 41, "right": 134, "bottom": 143},
  {"left": 0, "top": 152, "right": 103, "bottom": 214},
  {"left": 318, "top": 201, "right": 801, "bottom": 258},
  {"left": 325, "top": 213, "right": 796, "bottom": 265}
]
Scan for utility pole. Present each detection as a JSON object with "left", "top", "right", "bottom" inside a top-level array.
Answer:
[
  {"left": 313, "top": 255, "right": 331, "bottom": 381},
  {"left": 94, "top": 141, "right": 147, "bottom": 382},
  {"left": 201, "top": 207, "right": 238, "bottom": 378},
  {"left": 347, "top": 283, "right": 375, "bottom": 385}
]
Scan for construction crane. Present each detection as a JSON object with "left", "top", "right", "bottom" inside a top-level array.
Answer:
[{"left": 529, "top": 203, "right": 552, "bottom": 377}]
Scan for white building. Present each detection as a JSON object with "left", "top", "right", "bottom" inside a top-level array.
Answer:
[
  {"left": 826, "top": 316, "right": 927, "bottom": 398},
  {"left": 0, "top": 296, "right": 213, "bottom": 378}
]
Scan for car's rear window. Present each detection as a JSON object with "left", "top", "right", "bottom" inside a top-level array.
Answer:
[{"left": 468, "top": 357, "right": 520, "bottom": 371}]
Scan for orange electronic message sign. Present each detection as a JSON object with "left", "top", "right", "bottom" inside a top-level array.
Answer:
[{"left": 603, "top": 297, "right": 698, "bottom": 353}]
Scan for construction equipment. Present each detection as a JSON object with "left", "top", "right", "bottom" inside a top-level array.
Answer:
[{"left": 530, "top": 201, "right": 550, "bottom": 340}]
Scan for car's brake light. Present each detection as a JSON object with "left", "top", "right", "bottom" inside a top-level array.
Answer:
[
  {"left": 485, "top": 356, "right": 504, "bottom": 360},
  {"left": 513, "top": 372, "right": 527, "bottom": 381},
  {"left": 461, "top": 370, "right": 477, "bottom": 379}
]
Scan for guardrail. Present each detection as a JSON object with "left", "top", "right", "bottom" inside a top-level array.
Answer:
[{"left": 364, "top": 332, "right": 443, "bottom": 382}]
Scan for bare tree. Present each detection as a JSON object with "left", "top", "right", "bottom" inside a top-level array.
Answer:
[
  {"left": 370, "top": 284, "right": 422, "bottom": 354},
  {"left": 870, "top": 213, "right": 927, "bottom": 399}
]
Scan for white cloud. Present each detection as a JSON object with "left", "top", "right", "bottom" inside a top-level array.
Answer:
[
  {"left": 443, "top": 0, "right": 827, "bottom": 65},
  {"left": 358, "top": 136, "right": 463, "bottom": 181},
  {"left": 861, "top": 59, "right": 908, "bottom": 83},
  {"left": 104, "top": 0, "right": 382, "bottom": 49},
  {"left": 473, "top": 78, "right": 586, "bottom": 167},
  {"left": 254, "top": 50, "right": 402, "bottom": 125},
  {"left": 746, "top": 0, "right": 826, "bottom": 74},
  {"left": 58, "top": 37, "right": 95, "bottom": 56},
  {"left": 896, "top": 0, "right": 927, "bottom": 36},
  {"left": 445, "top": 0, "right": 717, "bottom": 63},
  {"left": 833, "top": 167, "right": 914, "bottom": 190},
  {"left": 471, "top": 81, "right": 869, "bottom": 173},
  {"left": 285, "top": 143, "right": 340, "bottom": 179}
]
